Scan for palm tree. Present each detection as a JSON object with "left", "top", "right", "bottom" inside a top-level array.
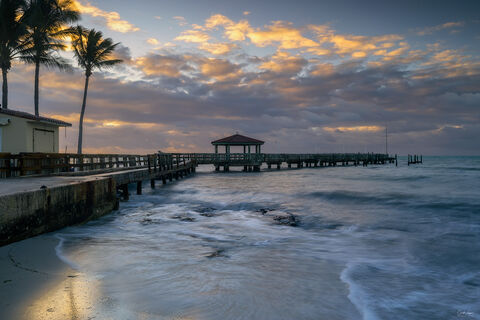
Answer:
[
  {"left": 71, "top": 26, "right": 122, "bottom": 154},
  {"left": 0, "top": 0, "right": 27, "bottom": 109},
  {"left": 21, "top": 0, "right": 79, "bottom": 116}
]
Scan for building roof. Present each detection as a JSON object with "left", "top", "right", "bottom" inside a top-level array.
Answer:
[
  {"left": 0, "top": 108, "right": 72, "bottom": 127},
  {"left": 211, "top": 134, "right": 264, "bottom": 145}
]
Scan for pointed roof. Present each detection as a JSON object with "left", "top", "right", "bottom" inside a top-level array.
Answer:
[
  {"left": 0, "top": 108, "right": 72, "bottom": 127},
  {"left": 211, "top": 134, "right": 264, "bottom": 145}
]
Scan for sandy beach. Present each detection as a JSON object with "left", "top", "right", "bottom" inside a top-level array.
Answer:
[{"left": 0, "top": 234, "right": 98, "bottom": 320}]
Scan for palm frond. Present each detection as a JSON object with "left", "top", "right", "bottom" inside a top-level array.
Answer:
[{"left": 71, "top": 26, "right": 123, "bottom": 76}]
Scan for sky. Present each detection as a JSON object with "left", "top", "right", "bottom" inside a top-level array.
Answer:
[{"left": 7, "top": 0, "right": 480, "bottom": 155}]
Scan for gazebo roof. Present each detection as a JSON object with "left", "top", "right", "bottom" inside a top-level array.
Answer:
[{"left": 211, "top": 134, "right": 264, "bottom": 145}]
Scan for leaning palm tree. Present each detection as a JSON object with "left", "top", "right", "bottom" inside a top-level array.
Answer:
[
  {"left": 71, "top": 26, "right": 122, "bottom": 154},
  {"left": 21, "top": 0, "right": 79, "bottom": 116},
  {"left": 0, "top": 0, "right": 27, "bottom": 109}
]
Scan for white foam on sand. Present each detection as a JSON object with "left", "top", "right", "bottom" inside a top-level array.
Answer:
[{"left": 54, "top": 234, "right": 80, "bottom": 270}]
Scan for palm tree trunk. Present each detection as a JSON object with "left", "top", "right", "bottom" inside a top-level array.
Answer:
[
  {"left": 77, "top": 75, "right": 90, "bottom": 154},
  {"left": 1, "top": 68, "right": 7, "bottom": 109},
  {"left": 34, "top": 61, "right": 40, "bottom": 116}
]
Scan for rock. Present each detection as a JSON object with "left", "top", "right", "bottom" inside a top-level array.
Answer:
[
  {"left": 273, "top": 213, "right": 299, "bottom": 227},
  {"left": 200, "top": 212, "right": 215, "bottom": 217},
  {"left": 196, "top": 207, "right": 217, "bottom": 213},
  {"left": 256, "top": 208, "right": 275, "bottom": 215},
  {"left": 204, "top": 249, "right": 227, "bottom": 258},
  {"left": 171, "top": 215, "right": 195, "bottom": 222}
]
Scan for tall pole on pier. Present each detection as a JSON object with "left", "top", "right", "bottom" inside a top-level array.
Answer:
[{"left": 385, "top": 126, "right": 388, "bottom": 156}]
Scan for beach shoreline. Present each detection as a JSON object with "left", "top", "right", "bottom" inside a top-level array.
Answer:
[{"left": 0, "top": 234, "right": 98, "bottom": 320}]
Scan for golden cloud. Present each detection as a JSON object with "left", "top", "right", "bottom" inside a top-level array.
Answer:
[
  {"left": 259, "top": 51, "right": 307, "bottom": 74},
  {"left": 309, "top": 63, "right": 334, "bottom": 76},
  {"left": 200, "top": 58, "right": 242, "bottom": 81},
  {"left": 199, "top": 42, "right": 237, "bottom": 55},
  {"left": 46, "top": 113, "right": 163, "bottom": 130},
  {"left": 135, "top": 55, "right": 193, "bottom": 77},
  {"left": 175, "top": 30, "right": 211, "bottom": 43},
  {"left": 248, "top": 21, "right": 318, "bottom": 49},
  {"left": 74, "top": 0, "right": 139, "bottom": 33},
  {"left": 204, "top": 14, "right": 252, "bottom": 41},
  {"left": 323, "top": 126, "right": 383, "bottom": 133}
]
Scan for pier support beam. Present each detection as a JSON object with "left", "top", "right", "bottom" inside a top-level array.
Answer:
[
  {"left": 121, "top": 184, "right": 129, "bottom": 201},
  {"left": 150, "top": 179, "right": 155, "bottom": 189},
  {"left": 137, "top": 181, "right": 142, "bottom": 195}
]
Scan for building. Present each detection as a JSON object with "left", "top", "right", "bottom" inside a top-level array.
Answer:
[{"left": 0, "top": 109, "right": 72, "bottom": 153}]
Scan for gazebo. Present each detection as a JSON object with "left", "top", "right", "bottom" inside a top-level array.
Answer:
[
  {"left": 211, "top": 134, "right": 265, "bottom": 172},
  {"left": 211, "top": 133, "right": 264, "bottom": 154}
]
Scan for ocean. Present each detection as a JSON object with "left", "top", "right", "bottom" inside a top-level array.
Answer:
[{"left": 54, "top": 156, "right": 480, "bottom": 319}]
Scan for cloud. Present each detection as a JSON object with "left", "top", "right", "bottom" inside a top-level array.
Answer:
[
  {"left": 135, "top": 54, "right": 193, "bottom": 77},
  {"left": 175, "top": 30, "right": 211, "bottom": 43},
  {"left": 247, "top": 21, "right": 318, "bottom": 49},
  {"left": 243, "top": 11, "right": 251, "bottom": 16},
  {"left": 204, "top": 14, "right": 251, "bottom": 41},
  {"left": 417, "top": 21, "right": 465, "bottom": 36},
  {"left": 199, "top": 42, "right": 237, "bottom": 55},
  {"left": 328, "top": 34, "right": 403, "bottom": 57},
  {"left": 147, "top": 38, "right": 160, "bottom": 45},
  {"left": 74, "top": 0, "right": 139, "bottom": 33},
  {"left": 259, "top": 51, "right": 307, "bottom": 74},
  {"left": 323, "top": 126, "right": 383, "bottom": 133},
  {"left": 200, "top": 58, "right": 243, "bottom": 81},
  {"left": 173, "top": 16, "right": 188, "bottom": 26}
]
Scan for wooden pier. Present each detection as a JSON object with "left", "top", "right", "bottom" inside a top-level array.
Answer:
[
  {"left": 171, "top": 152, "right": 397, "bottom": 172},
  {"left": 408, "top": 154, "right": 423, "bottom": 165},
  {"left": 0, "top": 150, "right": 396, "bottom": 245}
]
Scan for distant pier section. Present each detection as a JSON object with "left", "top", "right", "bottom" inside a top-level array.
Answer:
[{"left": 183, "top": 134, "right": 396, "bottom": 171}]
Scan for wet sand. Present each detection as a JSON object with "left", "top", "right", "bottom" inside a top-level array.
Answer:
[{"left": 0, "top": 234, "right": 98, "bottom": 320}]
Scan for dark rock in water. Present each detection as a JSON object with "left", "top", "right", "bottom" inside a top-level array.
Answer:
[
  {"left": 204, "top": 248, "right": 227, "bottom": 258},
  {"left": 172, "top": 215, "right": 196, "bottom": 222},
  {"left": 256, "top": 208, "right": 275, "bottom": 215},
  {"left": 273, "top": 213, "right": 299, "bottom": 227},
  {"left": 141, "top": 218, "right": 153, "bottom": 225},
  {"left": 200, "top": 212, "right": 216, "bottom": 217},
  {"left": 196, "top": 207, "right": 217, "bottom": 213}
]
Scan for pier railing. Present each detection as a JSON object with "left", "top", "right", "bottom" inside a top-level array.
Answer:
[
  {"left": 0, "top": 152, "right": 395, "bottom": 178},
  {"left": 169, "top": 152, "right": 393, "bottom": 165},
  {"left": 0, "top": 153, "right": 190, "bottom": 178}
]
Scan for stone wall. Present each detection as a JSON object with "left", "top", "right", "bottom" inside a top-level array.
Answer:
[{"left": 0, "top": 177, "right": 118, "bottom": 246}]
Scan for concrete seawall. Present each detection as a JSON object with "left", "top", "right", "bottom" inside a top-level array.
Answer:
[
  {"left": 0, "top": 163, "right": 196, "bottom": 246},
  {"left": 0, "top": 177, "right": 118, "bottom": 246}
]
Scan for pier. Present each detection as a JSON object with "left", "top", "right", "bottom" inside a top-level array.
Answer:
[
  {"left": 0, "top": 150, "right": 395, "bottom": 246},
  {"left": 172, "top": 152, "right": 396, "bottom": 171}
]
